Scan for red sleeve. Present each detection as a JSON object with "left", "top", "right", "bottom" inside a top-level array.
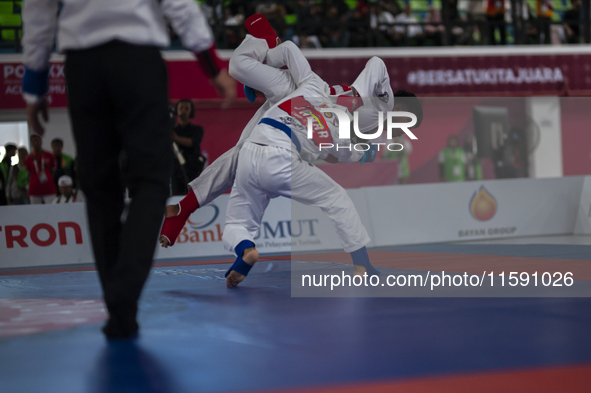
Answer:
[
  {"left": 46, "top": 152, "right": 56, "bottom": 170},
  {"left": 195, "top": 45, "right": 224, "bottom": 78}
]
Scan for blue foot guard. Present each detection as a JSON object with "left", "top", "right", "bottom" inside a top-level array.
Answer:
[
  {"left": 225, "top": 240, "right": 256, "bottom": 278},
  {"left": 350, "top": 246, "right": 381, "bottom": 276}
]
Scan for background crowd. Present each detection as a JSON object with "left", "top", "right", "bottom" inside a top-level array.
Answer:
[
  {"left": 191, "top": 0, "right": 589, "bottom": 48},
  {"left": 0, "top": 137, "right": 80, "bottom": 205},
  {"left": 0, "top": 0, "right": 587, "bottom": 51},
  {"left": 0, "top": 99, "right": 208, "bottom": 205}
]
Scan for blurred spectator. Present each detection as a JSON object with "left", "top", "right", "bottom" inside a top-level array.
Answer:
[
  {"left": 296, "top": 0, "right": 323, "bottom": 48},
  {"left": 6, "top": 147, "right": 30, "bottom": 205},
  {"left": 424, "top": 6, "right": 445, "bottom": 46},
  {"left": 25, "top": 135, "right": 57, "bottom": 204},
  {"left": 222, "top": 7, "right": 244, "bottom": 49},
  {"left": 448, "top": 0, "right": 467, "bottom": 44},
  {"left": 0, "top": 143, "right": 17, "bottom": 205},
  {"left": 51, "top": 138, "right": 76, "bottom": 196},
  {"left": 563, "top": 0, "right": 581, "bottom": 44},
  {"left": 258, "top": 2, "right": 289, "bottom": 42},
  {"left": 224, "top": 7, "right": 244, "bottom": 26},
  {"left": 382, "top": 0, "right": 402, "bottom": 16},
  {"left": 321, "top": 6, "right": 345, "bottom": 47},
  {"left": 383, "top": 135, "right": 413, "bottom": 185},
  {"left": 53, "top": 175, "right": 85, "bottom": 203},
  {"left": 438, "top": 135, "right": 467, "bottom": 182},
  {"left": 465, "top": 0, "right": 486, "bottom": 44},
  {"left": 463, "top": 135, "right": 482, "bottom": 181},
  {"left": 394, "top": 4, "right": 423, "bottom": 46},
  {"left": 524, "top": 3, "right": 539, "bottom": 44},
  {"left": 536, "top": 0, "right": 553, "bottom": 44},
  {"left": 486, "top": 0, "right": 506, "bottom": 45},
  {"left": 370, "top": 3, "right": 397, "bottom": 45},
  {"left": 346, "top": 7, "right": 370, "bottom": 47},
  {"left": 494, "top": 127, "right": 527, "bottom": 178},
  {"left": 171, "top": 99, "right": 205, "bottom": 195}
]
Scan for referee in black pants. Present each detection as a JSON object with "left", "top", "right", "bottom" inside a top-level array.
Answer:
[{"left": 22, "top": 0, "right": 236, "bottom": 339}]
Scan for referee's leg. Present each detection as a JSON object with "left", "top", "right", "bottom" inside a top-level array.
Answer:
[
  {"left": 65, "top": 45, "right": 127, "bottom": 335},
  {"left": 106, "top": 42, "right": 172, "bottom": 337}
]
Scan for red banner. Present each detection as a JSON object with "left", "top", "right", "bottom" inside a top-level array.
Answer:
[
  {"left": 308, "top": 54, "right": 585, "bottom": 96},
  {"left": 1, "top": 62, "right": 68, "bottom": 109},
  {"left": 2, "top": 51, "right": 589, "bottom": 110},
  {"left": 0, "top": 59, "right": 243, "bottom": 109}
]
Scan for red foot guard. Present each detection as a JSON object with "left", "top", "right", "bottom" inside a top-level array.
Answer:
[{"left": 159, "top": 190, "right": 199, "bottom": 247}]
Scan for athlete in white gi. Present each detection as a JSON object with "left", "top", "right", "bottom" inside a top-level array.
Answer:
[
  {"left": 222, "top": 39, "right": 406, "bottom": 287},
  {"left": 159, "top": 33, "right": 400, "bottom": 249}
]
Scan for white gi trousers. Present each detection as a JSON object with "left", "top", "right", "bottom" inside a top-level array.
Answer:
[
  {"left": 187, "top": 101, "right": 268, "bottom": 206},
  {"left": 222, "top": 141, "right": 371, "bottom": 255}
]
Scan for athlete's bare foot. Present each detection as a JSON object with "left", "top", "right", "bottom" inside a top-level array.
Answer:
[
  {"left": 159, "top": 204, "right": 181, "bottom": 248},
  {"left": 226, "top": 248, "right": 259, "bottom": 287},
  {"left": 354, "top": 264, "right": 367, "bottom": 276}
]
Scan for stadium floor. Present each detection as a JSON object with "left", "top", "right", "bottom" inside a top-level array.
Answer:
[{"left": 0, "top": 236, "right": 590, "bottom": 393}]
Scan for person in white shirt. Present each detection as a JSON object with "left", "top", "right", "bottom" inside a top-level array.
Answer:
[
  {"left": 394, "top": 4, "right": 424, "bottom": 44},
  {"left": 369, "top": 3, "right": 397, "bottom": 44},
  {"left": 53, "top": 175, "right": 85, "bottom": 203},
  {"left": 22, "top": 0, "right": 236, "bottom": 340}
]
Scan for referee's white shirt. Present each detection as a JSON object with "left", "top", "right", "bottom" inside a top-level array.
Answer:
[{"left": 23, "top": 0, "right": 214, "bottom": 71}]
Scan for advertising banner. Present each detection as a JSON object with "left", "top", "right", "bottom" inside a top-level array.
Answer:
[
  {"left": 3, "top": 48, "right": 591, "bottom": 110},
  {"left": 310, "top": 56, "right": 571, "bottom": 96},
  {"left": 1, "top": 62, "right": 68, "bottom": 110},
  {"left": 365, "top": 176, "right": 584, "bottom": 246},
  {"left": 1, "top": 176, "right": 588, "bottom": 269},
  {"left": 0, "top": 203, "right": 93, "bottom": 268}
]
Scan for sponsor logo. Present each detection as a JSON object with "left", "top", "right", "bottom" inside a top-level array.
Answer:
[
  {"left": 187, "top": 204, "right": 219, "bottom": 229},
  {"left": 254, "top": 219, "right": 320, "bottom": 249},
  {"left": 177, "top": 204, "right": 222, "bottom": 244},
  {"left": 469, "top": 186, "right": 497, "bottom": 221},
  {"left": 459, "top": 186, "right": 513, "bottom": 238},
  {"left": 458, "top": 227, "right": 517, "bottom": 238},
  {"left": 175, "top": 203, "right": 320, "bottom": 249},
  {"left": 279, "top": 116, "right": 306, "bottom": 132},
  {"left": 1, "top": 222, "right": 83, "bottom": 248}
]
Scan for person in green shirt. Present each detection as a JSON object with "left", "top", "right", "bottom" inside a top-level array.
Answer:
[
  {"left": 438, "top": 135, "right": 467, "bottom": 182},
  {"left": 463, "top": 135, "right": 482, "bottom": 181},
  {"left": 2, "top": 145, "right": 30, "bottom": 205},
  {"left": 51, "top": 138, "right": 76, "bottom": 195},
  {"left": 0, "top": 143, "right": 17, "bottom": 205},
  {"left": 6, "top": 147, "right": 30, "bottom": 205},
  {"left": 382, "top": 135, "right": 413, "bottom": 184}
]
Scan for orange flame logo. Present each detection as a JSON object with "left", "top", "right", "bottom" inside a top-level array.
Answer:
[{"left": 469, "top": 186, "right": 497, "bottom": 221}]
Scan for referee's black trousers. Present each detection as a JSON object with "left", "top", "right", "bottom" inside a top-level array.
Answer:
[{"left": 65, "top": 41, "right": 172, "bottom": 335}]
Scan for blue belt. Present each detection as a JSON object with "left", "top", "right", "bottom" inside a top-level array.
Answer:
[{"left": 258, "top": 118, "right": 301, "bottom": 153}]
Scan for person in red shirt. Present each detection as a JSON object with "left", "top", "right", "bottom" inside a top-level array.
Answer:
[{"left": 25, "top": 134, "right": 56, "bottom": 204}]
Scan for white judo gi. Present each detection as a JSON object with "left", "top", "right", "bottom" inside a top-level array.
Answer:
[
  {"left": 222, "top": 41, "right": 375, "bottom": 255},
  {"left": 187, "top": 35, "right": 293, "bottom": 207},
  {"left": 187, "top": 35, "right": 394, "bottom": 208}
]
